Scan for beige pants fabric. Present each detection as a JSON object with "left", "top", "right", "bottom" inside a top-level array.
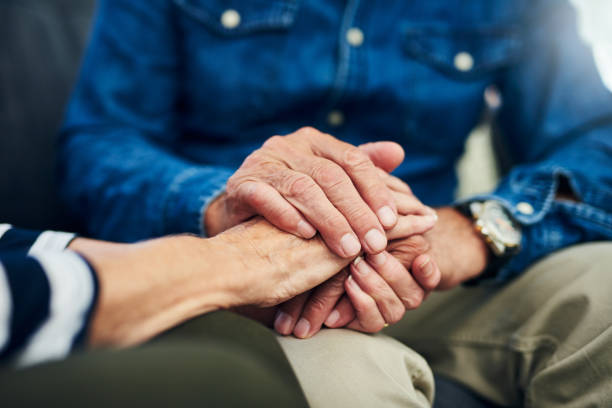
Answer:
[
  {"left": 280, "top": 242, "right": 612, "bottom": 408},
  {"left": 279, "top": 329, "right": 434, "bottom": 408}
]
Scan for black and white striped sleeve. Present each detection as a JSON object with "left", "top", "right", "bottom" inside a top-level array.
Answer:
[{"left": 0, "top": 224, "right": 99, "bottom": 367}]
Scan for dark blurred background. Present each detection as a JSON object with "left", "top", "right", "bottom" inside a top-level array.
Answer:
[{"left": 0, "top": 0, "right": 95, "bottom": 231}]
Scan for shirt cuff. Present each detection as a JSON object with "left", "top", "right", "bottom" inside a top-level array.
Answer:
[
  {"left": 455, "top": 165, "right": 612, "bottom": 283},
  {"left": 162, "top": 167, "right": 234, "bottom": 237},
  {"left": 14, "top": 250, "right": 98, "bottom": 368}
]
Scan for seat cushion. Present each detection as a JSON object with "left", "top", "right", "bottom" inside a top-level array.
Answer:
[{"left": 0, "top": 0, "right": 95, "bottom": 230}]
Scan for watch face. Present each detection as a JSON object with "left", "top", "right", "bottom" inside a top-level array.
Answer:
[{"left": 480, "top": 201, "right": 522, "bottom": 247}]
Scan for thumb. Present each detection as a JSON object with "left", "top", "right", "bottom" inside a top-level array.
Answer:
[{"left": 358, "top": 142, "right": 405, "bottom": 173}]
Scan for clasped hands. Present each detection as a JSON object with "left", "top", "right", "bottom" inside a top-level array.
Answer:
[{"left": 206, "top": 127, "right": 489, "bottom": 339}]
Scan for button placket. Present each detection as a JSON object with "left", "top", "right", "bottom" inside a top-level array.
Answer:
[{"left": 321, "top": 0, "right": 364, "bottom": 125}]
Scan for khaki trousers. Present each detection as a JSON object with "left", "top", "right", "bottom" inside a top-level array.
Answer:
[{"left": 281, "top": 242, "right": 612, "bottom": 407}]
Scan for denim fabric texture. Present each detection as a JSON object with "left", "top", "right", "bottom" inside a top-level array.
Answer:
[{"left": 60, "top": 0, "right": 612, "bottom": 281}]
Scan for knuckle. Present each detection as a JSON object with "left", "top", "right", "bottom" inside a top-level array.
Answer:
[
  {"left": 342, "top": 147, "right": 372, "bottom": 170},
  {"left": 370, "top": 280, "right": 390, "bottom": 297},
  {"left": 344, "top": 206, "right": 376, "bottom": 228},
  {"left": 225, "top": 176, "right": 240, "bottom": 195},
  {"left": 388, "top": 236, "right": 430, "bottom": 264},
  {"left": 296, "top": 126, "right": 320, "bottom": 138},
  {"left": 241, "top": 151, "right": 263, "bottom": 168},
  {"left": 360, "top": 295, "right": 378, "bottom": 312},
  {"left": 285, "top": 174, "right": 317, "bottom": 199},
  {"left": 387, "top": 305, "right": 406, "bottom": 324},
  {"left": 326, "top": 272, "right": 349, "bottom": 292},
  {"left": 262, "top": 135, "right": 285, "bottom": 149},
  {"left": 401, "top": 291, "right": 424, "bottom": 310},
  {"left": 306, "top": 295, "right": 330, "bottom": 315},
  {"left": 311, "top": 162, "right": 347, "bottom": 191},
  {"left": 366, "top": 321, "right": 386, "bottom": 333}
]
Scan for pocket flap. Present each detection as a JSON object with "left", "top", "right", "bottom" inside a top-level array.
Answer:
[
  {"left": 174, "top": 0, "right": 299, "bottom": 35},
  {"left": 404, "top": 25, "right": 523, "bottom": 79}
]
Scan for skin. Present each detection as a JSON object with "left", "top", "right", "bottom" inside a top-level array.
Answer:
[
  {"left": 321, "top": 207, "right": 490, "bottom": 331},
  {"left": 281, "top": 172, "right": 489, "bottom": 338},
  {"left": 205, "top": 127, "right": 431, "bottom": 258},
  {"left": 69, "top": 218, "right": 351, "bottom": 347},
  {"left": 206, "top": 131, "right": 445, "bottom": 336},
  {"left": 68, "top": 211, "right": 433, "bottom": 348},
  {"left": 274, "top": 174, "right": 445, "bottom": 338}
]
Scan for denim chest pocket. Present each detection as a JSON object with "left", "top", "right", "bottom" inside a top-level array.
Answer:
[
  {"left": 403, "top": 24, "right": 523, "bottom": 80},
  {"left": 173, "top": 0, "right": 300, "bottom": 35}
]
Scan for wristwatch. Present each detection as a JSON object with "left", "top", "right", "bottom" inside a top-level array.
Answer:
[
  {"left": 457, "top": 200, "right": 522, "bottom": 284},
  {"left": 468, "top": 200, "right": 522, "bottom": 257}
]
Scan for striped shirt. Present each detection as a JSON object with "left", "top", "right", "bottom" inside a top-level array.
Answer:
[{"left": 0, "top": 224, "right": 98, "bottom": 367}]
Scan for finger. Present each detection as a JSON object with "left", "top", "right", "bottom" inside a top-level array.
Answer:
[
  {"left": 292, "top": 270, "right": 348, "bottom": 339},
  {"left": 366, "top": 251, "right": 426, "bottom": 311},
  {"left": 273, "top": 169, "right": 361, "bottom": 257},
  {"left": 324, "top": 295, "right": 356, "bottom": 328},
  {"left": 358, "top": 142, "right": 405, "bottom": 173},
  {"left": 350, "top": 256, "right": 406, "bottom": 325},
  {"left": 392, "top": 190, "right": 434, "bottom": 216},
  {"left": 344, "top": 274, "right": 387, "bottom": 333},
  {"left": 310, "top": 136, "right": 399, "bottom": 230},
  {"left": 386, "top": 213, "right": 438, "bottom": 241},
  {"left": 375, "top": 168, "right": 413, "bottom": 194},
  {"left": 300, "top": 158, "right": 388, "bottom": 254},
  {"left": 274, "top": 292, "right": 310, "bottom": 336},
  {"left": 236, "top": 181, "right": 317, "bottom": 239},
  {"left": 411, "top": 254, "right": 442, "bottom": 292}
]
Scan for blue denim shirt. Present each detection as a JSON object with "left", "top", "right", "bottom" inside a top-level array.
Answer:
[{"left": 60, "top": 0, "right": 612, "bottom": 283}]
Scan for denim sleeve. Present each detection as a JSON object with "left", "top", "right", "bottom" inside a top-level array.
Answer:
[
  {"left": 458, "top": 1, "right": 612, "bottom": 283},
  {"left": 59, "top": 0, "right": 232, "bottom": 242}
]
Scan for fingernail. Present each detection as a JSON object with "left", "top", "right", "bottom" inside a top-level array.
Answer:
[
  {"left": 425, "top": 208, "right": 438, "bottom": 222},
  {"left": 294, "top": 318, "right": 311, "bottom": 338},
  {"left": 425, "top": 214, "right": 438, "bottom": 225},
  {"left": 346, "top": 274, "right": 359, "bottom": 290},
  {"left": 365, "top": 229, "right": 387, "bottom": 253},
  {"left": 425, "top": 206, "right": 437, "bottom": 216},
  {"left": 369, "top": 252, "right": 386, "bottom": 266},
  {"left": 377, "top": 206, "right": 397, "bottom": 228},
  {"left": 354, "top": 257, "right": 372, "bottom": 276},
  {"left": 297, "top": 220, "right": 316, "bottom": 239},
  {"left": 340, "top": 233, "right": 361, "bottom": 257},
  {"left": 420, "top": 257, "right": 433, "bottom": 277},
  {"left": 325, "top": 310, "right": 340, "bottom": 327},
  {"left": 274, "top": 311, "right": 293, "bottom": 335}
]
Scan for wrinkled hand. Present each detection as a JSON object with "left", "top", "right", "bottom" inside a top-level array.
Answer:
[
  {"left": 389, "top": 206, "right": 490, "bottom": 290},
  {"left": 310, "top": 207, "right": 490, "bottom": 336},
  {"left": 274, "top": 173, "right": 441, "bottom": 338},
  {"left": 205, "top": 127, "right": 432, "bottom": 258}
]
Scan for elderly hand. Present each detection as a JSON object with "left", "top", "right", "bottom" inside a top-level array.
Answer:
[
  {"left": 310, "top": 207, "right": 490, "bottom": 333},
  {"left": 204, "top": 127, "right": 433, "bottom": 258},
  {"left": 72, "top": 217, "right": 356, "bottom": 348},
  {"left": 274, "top": 173, "right": 441, "bottom": 338}
]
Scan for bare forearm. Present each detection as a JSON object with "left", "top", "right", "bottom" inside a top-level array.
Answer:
[
  {"left": 69, "top": 218, "right": 351, "bottom": 348},
  {"left": 69, "top": 235, "right": 231, "bottom": 347}
]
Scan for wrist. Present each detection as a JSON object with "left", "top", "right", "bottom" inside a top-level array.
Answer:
[
  {"left": 427, "top": 207, "right": 489, "bottom": 289},
  {"left": 204, "top": 191, "right": 227, "bottom": 237},
  {"left": 73, "top": 236, "right": 234, "bottom": 347}
]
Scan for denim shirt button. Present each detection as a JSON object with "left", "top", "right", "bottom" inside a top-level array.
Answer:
[
  {"left": 327, "top": 110, "right": 345, "bottom": 127},
  {"left": 517, "top": 201, "right": 535, "bottom": 215},
  {"left": 346, "top": 28, "right": 364, "bottom": 47},
  {"left": 220, "top": 9, "right": 241, "bottom": 29},
  {"left": 454, "top": 52, "right": 474, "bottom": 72}
]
